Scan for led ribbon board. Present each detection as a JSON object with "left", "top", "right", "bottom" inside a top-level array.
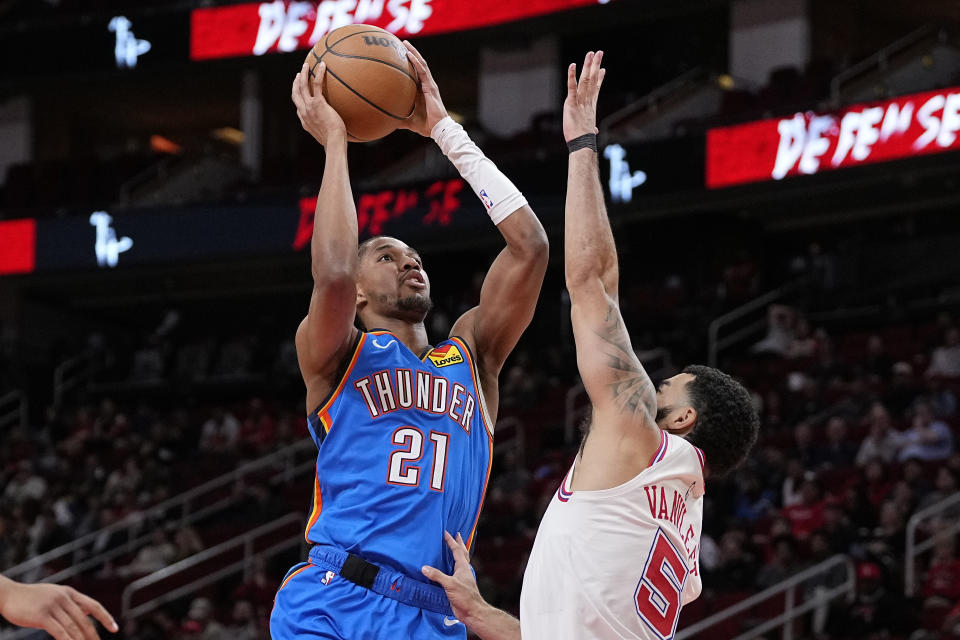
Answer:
[
  {"left": 706, "top": 87, "right": 960, "bottom": 189},
  {"left": 191, "top": 0, "right": 616, "bottom": 60}
]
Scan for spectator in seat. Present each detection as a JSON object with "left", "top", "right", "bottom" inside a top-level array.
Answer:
[
  {"left": 239, "top": 398, "right": 276, "bottom": 454},
  {"left": 787, "top": 317, "right": 818, "bottom": 359},
  {"left": 819, "top": 416, "right": 856, "bottom": 469},
  {"left": 119, "top": 528, "right": 175, "bottom": 577},
  {"left": 899, "top": 401, "right": 955, "bottom": 463},
  {"left": 782, "top": 478, "right": 825, "bottom": 541},
  {"left": 752, "top": 304, "right": 795, "bottom": 357},
  {"left": 710, "top": 529, "right": 759, "bottom": 590},
  {"left": 199, "top": 407, "right": 240, "bottom": 453},
  {"left": 782, "top": 459, "right": 808, "bottom": 508},
  {"left": 865, "top": 500, "right": 908, "bottom": 567},
  {"left": 863, "top": 458, "right": 894, "bottom": 508},
  {"left": 862, "top": 334, "right": 893, "bottom": 382},
  {"left": 734, "top": 471, "right": 777, "bottom": 522},
  {"left": 928, "top": 375, "right": 959, "bottom": 418},
  {"left": 918, "top": 467, "right": 960, "bottom": 519},
  {"left": 826, "top": 562, "right": 913, "bottom": 637},
  {"left": 922, "top": 536, "right": 960, "bottom": 609},
  {"left": 928, "top": 326, "right": 960, "bottom": 378},
  {"left": 182, "top": 596, "right": 227, "bottom": 640},
  {"left": 3, "top": 462, "right": 47, "bottom": 505},
  {"left": 173, "top": 526, "right": 204, "bottom": 562},
  {"left": 856, "top": 402, "right": 902, "bottom": 466},
  {"left": 886, "top": 361, "right": 922, "bottom": 417},
  {"left": 756, "top": 535, "right": 801, "bottom": 588},
  {"left": 223, "top": 599, "right": 259, "bottom": 640},
  {"left": 820, "top": 502, "right": 856, "bottom": 553},
  {"left": 793, "top": 421, "right": 820, "bottom": 469},
  {"left": 233, "top": 556, "right": 278, "bottom": 617},
  {"left": 104, "top": 456, "right": 142, "bottom": 502}
]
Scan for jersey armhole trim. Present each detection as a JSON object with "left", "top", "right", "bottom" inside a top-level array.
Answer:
[
  {"left": 648, "top": 430, "right": 668, "bottom": 468},
  {"left": 309, "top": 331, "right": 366, "bottom": 433},
  {"left": 449, "top": 335, "right": 495, "bottom": 440}
]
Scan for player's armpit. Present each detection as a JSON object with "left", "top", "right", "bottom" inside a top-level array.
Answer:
[
  {"left": 451, "top": 204, "right": 548, "bottom": 377},
  {"left": 296, "top": 291, "right": 358, "bottom": 406}
]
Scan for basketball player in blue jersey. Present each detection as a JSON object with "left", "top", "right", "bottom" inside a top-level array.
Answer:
[{"left": 273, "top": 41, "right": 548, "bottom": 640}]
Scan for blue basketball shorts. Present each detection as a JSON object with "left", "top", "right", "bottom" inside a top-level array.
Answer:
[{"left": 270, "top": 555, "right": 467, "bottom": 639}]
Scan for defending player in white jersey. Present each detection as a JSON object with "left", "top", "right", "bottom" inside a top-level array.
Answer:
[{"left": 421, "top": 51, "right": 760, "bottom": 640}]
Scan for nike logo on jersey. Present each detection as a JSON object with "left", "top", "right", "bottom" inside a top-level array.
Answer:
[
  {"left": 372, "top": 337, "right": 397, "bottom": 349},
  {"left": 443, "top": 617, "right": 461, "bottom": 627}
]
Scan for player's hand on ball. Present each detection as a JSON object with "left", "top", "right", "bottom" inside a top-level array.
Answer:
[
  {"left": 422, "top": 531, "right": 486, "bottom": 624},
  {"left": 563, "top": 50, "right": 606, "bottom": 142},
  {"left": 292, "top": 62, "right": 346, "bottom": 146},
  {"left": 0, "top": 581, "right": 118, "bottom": 640},
  {"left": 401, "top": 40, "right": 449, "bottom": 137}
]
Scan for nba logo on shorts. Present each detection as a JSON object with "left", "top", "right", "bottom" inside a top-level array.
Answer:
[
  {"left": 321, "top": 571, "right": 336, "bottom": 586},
  {"left": 479, "top": 189, "right": 494, "bottom": 210}
]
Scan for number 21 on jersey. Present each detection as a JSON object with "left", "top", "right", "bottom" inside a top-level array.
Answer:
[
  {"left": 635, "top": 528, "right": 688, "bottom": 640},
  {"left": 386, "top": 426, "right": 449, "bottom": 491}
]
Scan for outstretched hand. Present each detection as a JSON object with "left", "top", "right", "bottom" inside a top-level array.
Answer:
[
  {"left": 563, "top": 50, "right": 606, "bottom": 143},
  {"left": 291, "top": 62, "right": 347, "bottom": 146},
  {"left": 0, "top": 581, "right": 118, "bottom": 640},
  {"left": 422, "top": 531, "right": 487, "bottom": 623},
  {"left": 401, "top": 40, "right": 449, "bottom": 137}
]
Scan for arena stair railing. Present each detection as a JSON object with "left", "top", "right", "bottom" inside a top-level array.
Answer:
[
  {"left": 0, "top": 390, "right": 27, "bottom": 432},
  {"left": 676, "top": 554, "right": 855, "bottom": 640},
  {"left": 121, "top": 512, "right": 307, "bottom": 622},
  {"left": 905, "top": 491, "right": 960, "bottom": 597},
  {"left": 3, "top": 438, "right": 315, "bottom": 585}
]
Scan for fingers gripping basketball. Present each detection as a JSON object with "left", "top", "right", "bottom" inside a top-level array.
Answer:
[{"left": 305, "top": 25, "right": 418, "bottom": 142}]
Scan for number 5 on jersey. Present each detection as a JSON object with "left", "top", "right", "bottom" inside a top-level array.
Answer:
[
  {"left": 387, "top": 427, "right": 449, "bottom": 491},
  {"left": 635, "top": 528, "right": 688, "bottom": 640}
]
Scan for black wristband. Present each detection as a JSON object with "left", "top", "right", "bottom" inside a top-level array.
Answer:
[{"left": 567, "top": 133, "right": 597, "bottom": 154}]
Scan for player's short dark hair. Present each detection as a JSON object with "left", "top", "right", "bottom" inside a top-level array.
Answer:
[
  {"left": 682, "top": 364, "right": 759, "bottom": 478},
  {"left": 358, "top": 236, "right": 386, "bottom": 259}
]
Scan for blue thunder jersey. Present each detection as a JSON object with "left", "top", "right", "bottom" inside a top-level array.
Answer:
[{"left": 304, "top": 329, "right": 494, "bottom": 580}]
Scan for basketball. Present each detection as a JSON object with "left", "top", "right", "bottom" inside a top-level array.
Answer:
[{"left": 305, "top": 24, "right": 418, "bottom": 142}]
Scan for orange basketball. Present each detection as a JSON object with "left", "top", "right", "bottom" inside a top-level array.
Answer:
[{"left": 305, "top": 24, "right": 418, "bottom": 142}]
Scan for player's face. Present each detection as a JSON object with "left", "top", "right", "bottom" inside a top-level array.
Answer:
[
  {"left": 357, "top": 237, "right": 433, "bottom": 321},
  {"left": 654, "top": 373, "right": 697, "bottom": 436}
]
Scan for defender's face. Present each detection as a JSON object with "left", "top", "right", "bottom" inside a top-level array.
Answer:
[
  {"left": 655, "top": 372, "right": 697, "bottom": 435},
  {"left": 357, "top": 237, "right": 432, "bottom": 320}
]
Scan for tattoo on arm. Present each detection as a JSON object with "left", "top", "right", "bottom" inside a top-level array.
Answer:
[{"left": 592, "top": 302, "right": 657, "bottom": 422}]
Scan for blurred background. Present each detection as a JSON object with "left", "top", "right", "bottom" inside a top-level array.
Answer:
[{"left": 1, "top": 0, "right": 960, "bottom": 638}]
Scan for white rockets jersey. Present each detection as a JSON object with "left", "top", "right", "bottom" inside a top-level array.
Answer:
[{"left": 520, "top": 431, "right": 705, "bottom": 640}]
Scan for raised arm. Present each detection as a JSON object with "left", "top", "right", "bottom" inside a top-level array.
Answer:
[
  {"left": 402, "top": 42, "right": 548, "bottom": 412},
  {"left": 563, "top": 53, "right": 662, "bottom": 489},
  {"left": 290, "top": 62, "right": 360, "bottom": 409}
]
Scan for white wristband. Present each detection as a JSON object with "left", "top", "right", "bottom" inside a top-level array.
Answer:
[{"left": 431, "top": 116, "right": 527, "bottom": 225}]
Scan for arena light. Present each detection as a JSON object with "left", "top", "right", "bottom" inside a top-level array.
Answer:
[
  {"left": 191, "top": 0, "right": 618, "bottom": 61},
  {"left": 108, "top": 16, "right": 151, "bottom": 69},
  {"left": 603, "top": 144, "right": 647, "bottom": 203},
  {"left": 89, "top": 212, "right": 134, "bottom": 268},
  {"left": 706, "top": 86, "right": 960, "bottom": 189}
]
